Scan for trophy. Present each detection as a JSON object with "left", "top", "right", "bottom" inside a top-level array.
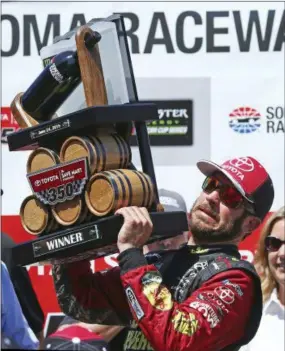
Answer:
[{"left": 7, "top": 15, "right": 189, "bottom": 266}]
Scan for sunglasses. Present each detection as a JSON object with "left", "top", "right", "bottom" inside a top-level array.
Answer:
[
  {"left": 265, "top": 236, "right": 285, "bottom": 252},
  {"left": 202, "top": 176, "right": 255, "bottom": 214}
]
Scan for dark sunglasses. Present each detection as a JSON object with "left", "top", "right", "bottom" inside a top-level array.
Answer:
[
  {"left": 265, "top": 236, "right": 285, "bottom": 252},
  {"left": 202, "top": 176, "right": 255, "bottom": 214}
]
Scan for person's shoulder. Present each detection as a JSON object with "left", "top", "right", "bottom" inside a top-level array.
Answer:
[
  {"left": 203, "top": 253, "right": 260, "bottom": 289},
  {"left": 207, "top": 249, "right": 260, "bottom": 279},
  {"left": 1, "top": 234, "right": 17, "bottom": 273},
  {"left": 213, "top": 256, "right": 260, "bottom": 284},
  {"left": 1, "top": 232, "right": 16, "bottom": 249},
  {"left": 1, "top": 261, "right": 8, "bottom": 272},
  {"left": 1, "top": 262, "right": 12, "bottom": 287},
  {"left": 215, "top": 267, "right": 256, "bottom": 282},
  {"left": 227, "top": 257, "right": 261, "bottom": 283}
]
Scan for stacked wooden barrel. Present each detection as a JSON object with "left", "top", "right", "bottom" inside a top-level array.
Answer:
[{"left": 20, "top": 130, "right": 155, "bottom": 236}]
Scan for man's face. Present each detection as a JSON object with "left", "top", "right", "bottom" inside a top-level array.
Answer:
[{"left": 189, "top": 172, "right": 248, "bottom": 244}]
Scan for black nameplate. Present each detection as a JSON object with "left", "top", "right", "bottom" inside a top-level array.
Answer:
[
  {"left": 30, "top": 119, "right": 71, "bottom": 140},
  {"left": 32, "top": 224, "right": 101, "bottom": 258}
]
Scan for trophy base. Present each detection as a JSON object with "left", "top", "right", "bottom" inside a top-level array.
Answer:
[{"left": 12, "top": 211, "right": 188, "bottom": 266}]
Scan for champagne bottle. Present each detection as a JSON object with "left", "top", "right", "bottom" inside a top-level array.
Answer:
[{"left": 21, "top": 31, "right": 101, "bottom": 122}]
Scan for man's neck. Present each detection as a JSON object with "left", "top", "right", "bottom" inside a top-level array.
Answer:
[
  {"left": 187, "top": 234, "right": 239, "bottom": 247},
  {"left": 187, "top": 236, "right": 196, "bottom": 246}
]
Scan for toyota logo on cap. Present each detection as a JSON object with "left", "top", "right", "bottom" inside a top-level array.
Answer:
[{"left": 229, "top": 157, "right": 255, "bottom": 172}]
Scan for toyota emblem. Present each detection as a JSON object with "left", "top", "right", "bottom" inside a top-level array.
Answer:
[
  {"left": 214, "top": 286, "right": 235, "bottom": 304},
  {"left": 229, "top": 157, "right": 254, "bottom": 172}
]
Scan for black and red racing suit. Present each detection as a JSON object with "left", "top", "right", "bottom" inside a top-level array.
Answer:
[{"left": 52, "top": 244, "right": 262, "bottom": 351}]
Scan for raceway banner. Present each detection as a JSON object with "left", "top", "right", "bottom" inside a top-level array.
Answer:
[{"left": 1, "top": 1, "right": 284, "bottom": 331}]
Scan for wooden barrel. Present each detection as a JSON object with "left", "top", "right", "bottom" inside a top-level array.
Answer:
[
  {"left": 59, "top": 134, "right": 131, "bottom": 174},
  {"left": 27, "top": 147, "right": 59, "bottom": 173},
  {"left": 20, "top": 195, "right": 58, "bottom": 235},
  {"left": 85, "top": 169, "right": 155, "bottom": 216},
  {"left": 51, "top": 196, "right": 90, "bottom": 226}
]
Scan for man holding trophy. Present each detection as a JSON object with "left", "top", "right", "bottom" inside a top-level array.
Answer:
[{"left": 52, "top": 156, "right": 274, "bottom": 351}]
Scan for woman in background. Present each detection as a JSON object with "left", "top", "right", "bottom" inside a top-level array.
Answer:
[{"left": 242, "top": 206, "right": 284, "bottom": 351}]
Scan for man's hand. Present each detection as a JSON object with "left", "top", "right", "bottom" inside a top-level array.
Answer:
[{"left": 116, "top": 207, "right": 153, "bottom": 253}]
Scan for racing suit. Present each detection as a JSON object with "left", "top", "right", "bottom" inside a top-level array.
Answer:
[{"left": 52, "top": 244, "right": 262, "bottom": 351}]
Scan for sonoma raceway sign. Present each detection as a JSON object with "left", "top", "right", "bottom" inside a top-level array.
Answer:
[{"left": 1, "top": 9, "right": 284, "bottom": 57}]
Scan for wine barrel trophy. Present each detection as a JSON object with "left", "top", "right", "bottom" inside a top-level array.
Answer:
[{"left": 7, "top": 15, "right": 188, "bottom": 266}]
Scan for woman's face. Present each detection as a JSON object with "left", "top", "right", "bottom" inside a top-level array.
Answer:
[{"left": 268, "top": 219, "right": 285, "bottom": 286}]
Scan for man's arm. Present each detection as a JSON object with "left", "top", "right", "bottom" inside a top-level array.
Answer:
[
  {"left": 52, "top": 259, "right": 132, "bottom": 325},
  {"left": 119, "top": 250, "right": 254, "bottom": 351},
  {"left": 1, "top": 262, "right": 39, "bottom": 350}
]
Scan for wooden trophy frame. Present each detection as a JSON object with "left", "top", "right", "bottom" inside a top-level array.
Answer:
[
  {"left": 8, "top": 15, "right": 188, "bottom": 266},
  {"left": 76, "top": 25, "right": 108, "bottom": 107},
  {"left": 10, "top": 92, "right": 39, "bottom": 128}
]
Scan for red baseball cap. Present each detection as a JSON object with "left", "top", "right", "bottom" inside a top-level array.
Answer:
[{"left": 197, "top": 156, "right": 274, "bottom": 219}]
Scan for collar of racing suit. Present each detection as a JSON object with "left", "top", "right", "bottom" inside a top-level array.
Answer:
[{"left": 144, "top": 243, "right": 241, "bottom": 265}]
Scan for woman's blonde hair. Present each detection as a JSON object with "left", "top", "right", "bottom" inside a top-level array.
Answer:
[{"left": 254, "top": 206, "right": 285, "bottom": 303}]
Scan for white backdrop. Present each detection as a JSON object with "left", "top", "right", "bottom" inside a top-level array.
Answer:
[{"left": 1, "top": 1, "right": 284, "bottom": 215}]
